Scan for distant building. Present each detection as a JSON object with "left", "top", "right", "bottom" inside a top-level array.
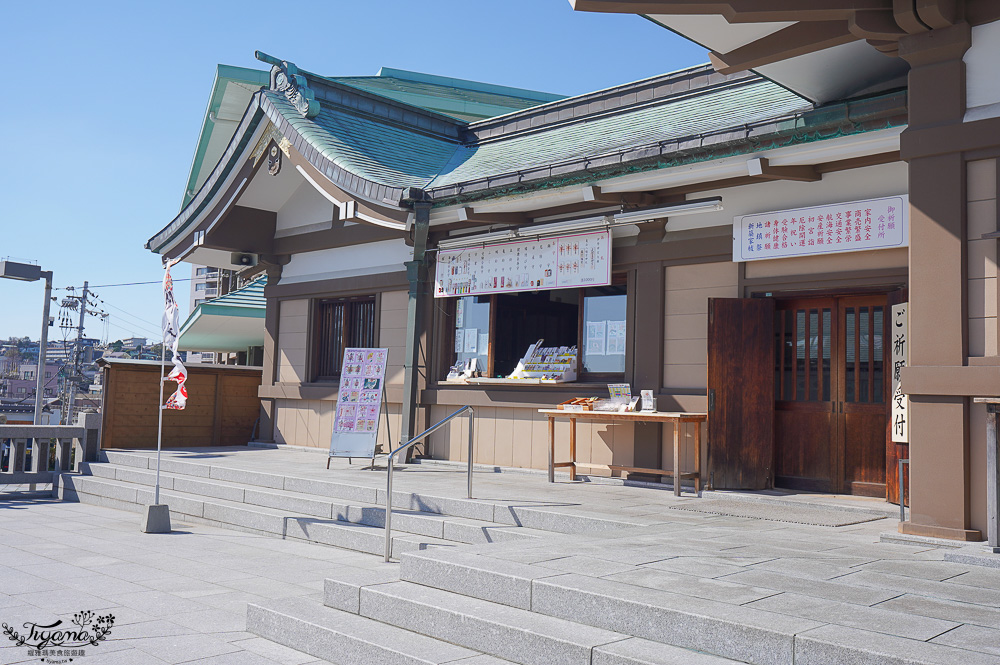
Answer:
[{"left": 0, "top": 362, "right": 61, "bottom": 400}]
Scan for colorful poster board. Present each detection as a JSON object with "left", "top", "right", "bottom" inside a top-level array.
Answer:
[
  {"left": 330, "top": 347, "right": 389, "bottom": 458},
  {"left": 434, "top": 231, "right": 611, "bottom": 297},
  {"left": 733, "top": 195, "right": 908, "bottom": 262}
]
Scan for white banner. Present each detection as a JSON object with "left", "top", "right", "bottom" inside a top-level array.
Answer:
[
  {"left": 891, "top": 302, "right": 909, "bottom": 443},
  {"left": 162, "top": 260, "right": 187, "bottom": 410},
  {"left": 434, "top": 230, "right": 611, "bottom": 298},
  {"left": 733, "top": 195, "right": 908, "bottom": 262}
]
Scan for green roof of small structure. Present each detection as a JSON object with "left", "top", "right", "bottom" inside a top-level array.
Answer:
[{"left": 178, "top": 276, "right": 266, "bottom": 352}]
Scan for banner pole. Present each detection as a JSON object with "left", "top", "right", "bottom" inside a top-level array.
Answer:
[{"left": 154, "top": 342, "right": 166, "bottom": 505}]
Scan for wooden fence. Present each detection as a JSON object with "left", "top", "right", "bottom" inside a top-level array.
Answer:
[{"left": 98, "top": 359, "right": 262, "bottom": 449}]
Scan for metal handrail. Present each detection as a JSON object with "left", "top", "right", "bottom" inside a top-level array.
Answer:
[{"left": 384, "top": 405, "right": 474, "bottom": 562}]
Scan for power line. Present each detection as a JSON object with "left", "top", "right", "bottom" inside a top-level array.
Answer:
[
  {"left": 95, "top": 296, "right": 160, "bottom": 327},
  {"left": 82, "top": 278, "right": 192, "bottom": 288}
]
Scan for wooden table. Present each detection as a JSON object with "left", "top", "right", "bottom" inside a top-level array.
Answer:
[{"left": 539, "top": 409, "right": 708, "bottom": 496}]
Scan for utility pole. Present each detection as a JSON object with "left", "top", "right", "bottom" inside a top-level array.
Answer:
[
  {"left": 65, "top": 281, "right": 88, "bottom": 425},
  {"left": 33, "top": 271, "right": 53, "bottom": 424}
]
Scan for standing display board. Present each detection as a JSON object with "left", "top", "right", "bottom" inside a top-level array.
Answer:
[
  {"left": 733, "top": 195, "right": 908, "bottom": 262},
  {"left": 329, "top": 348, "right": 389, "bottom": 459},
  {"left": 434, "top": 230, "right": 611, "bottom": 297}
]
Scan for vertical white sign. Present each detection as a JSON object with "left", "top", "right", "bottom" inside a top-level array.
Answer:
[{"left": 891, "top": 302, "right": 909, "bottom": 443}]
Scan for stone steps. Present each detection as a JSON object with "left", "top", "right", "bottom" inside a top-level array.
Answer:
[
  {"left": 246, "top": 595, "right": 516, "bottom": 665},
  {"left": 79, "top": 459, "right": 547, "bottom": 546},
  {"left": 58, "top": 473, "right": 458, "bottom": 558},
  {"left": 296, "top": 548, "right": 997, "bottom": 665},
  {"left": 92, "top": 450, "right": 646, "bottom": 535},
  {"left": 312, "top": 571, "right": 749, "bottom": 665}
]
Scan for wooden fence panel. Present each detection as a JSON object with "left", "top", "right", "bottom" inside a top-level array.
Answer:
[{"left": 99, "top": 360, "right": 261, "bottom": 449}]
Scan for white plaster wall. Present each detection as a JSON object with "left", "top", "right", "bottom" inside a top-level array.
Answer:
[
  {"left": 965, "top": 20, "right": 1000, "bottom": 122},
  {"left": 279, "top": 239, "right": 411, "bottom": 284},
  {"left": 275, "top": 181, "right": 335, "bottom": 234},
  {"left": 671, "top": 161, "right": 908, "bottom": 233}
]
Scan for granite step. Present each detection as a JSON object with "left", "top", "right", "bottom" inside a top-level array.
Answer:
[
  {"left": 247, "top": 595, "right": 516, "bottom": 665},
  {"left": 93, "top": 450, "right": 645, "bottom": 535},
  {"left": 359, "top": 579, "right": 633, "bottom": 665},
  {"left": 58, "top": 473, "right": 457, "bottom": 558},
  {"left": 348, "top": 557, "right": 989, "bottom": 665},
  {"left": 79, "top": 460, "right": 550, "bottom": 545},
  {"left": 333, "top": 558, "right": 815, "bottom": 665}
]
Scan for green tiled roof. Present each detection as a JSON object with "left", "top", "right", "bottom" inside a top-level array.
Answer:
[
  {"left": 331, "top": 68, "right": 564, "bottom": 121},
  {"left": 429, "top": 81, "right": 807, "bottom": 188},
  {"left": 266, "top": 91, "right": 462, "bottom": 190},
  {"left": 261, "top": 73, "right": 810, "bottom": 195},
  {"left": 178, "top": 276, "right": 266, "bottom": 352}
]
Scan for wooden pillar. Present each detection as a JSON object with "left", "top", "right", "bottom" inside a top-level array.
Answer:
[
  {"left": 631, "top": 261, "right": 665, "bottom": 480},
  {"left": 898, "top": 22, "right": 981, "bottom": 540}
]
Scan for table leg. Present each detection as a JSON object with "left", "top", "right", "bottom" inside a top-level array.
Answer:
[
  {"left": 569, "top": 417, "right": 577, "bottom": 481},
  {"left": 673, "top": 421, "right": 681, "bottom": 497},
  {"left": 988, "top": 405, "right": 998, "bottom": 551},
  {"left": 694, "top": 421, "right": 702, "bottom": 493},
  {"left": 548, "top": 416, "right": 555, "bottom": 483}
]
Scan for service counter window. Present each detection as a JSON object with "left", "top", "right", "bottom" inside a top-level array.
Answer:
[
  {"left": 313, "top": 295, "right": 376, "bottom": 381},
  {"left": 447, "top": 276, "right": 627, "bottom": 383}
]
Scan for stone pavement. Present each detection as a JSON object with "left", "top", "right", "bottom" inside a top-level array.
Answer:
[
  {"left": 10, "top": 446, "right": 1000, "bottom": 664},
  {"left": 0, "top": 497, "right": 394, "bottom": 665}
]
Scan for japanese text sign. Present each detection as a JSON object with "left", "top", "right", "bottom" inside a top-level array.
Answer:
[
  {"left": 891, "top": 303, "right": 909, "bottom": 443},
  {"left": 434, "top": 231, "right": 611, "bottom": 298},
  {"left": 733, "top": 195, "right": 908, "bottom": 262}
]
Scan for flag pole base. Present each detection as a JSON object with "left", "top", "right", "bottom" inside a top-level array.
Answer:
[{"left": 141, "top": 504, "right": 172, "bottom": 534}]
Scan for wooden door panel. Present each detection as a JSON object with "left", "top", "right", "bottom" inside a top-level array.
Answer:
[
  {"left": 708, "top": 298, "right": 774, "bottom": 490},
  {"left": 840, "top": 298, "right": 887, "bottom": 493},
  {"left": 844, "top": 411, "right": 887, "bottom": 492},
  {"left": 775, "top": 410, "right": 835, "bottom": 490},
  {"left": 774, "top": 300, "right": 837, "bottom": 491}
]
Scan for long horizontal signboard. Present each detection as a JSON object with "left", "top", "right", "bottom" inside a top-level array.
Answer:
[
  {"left": 434, "top": 230, "right": 611, "bottom": 298},
  {"left": 733, "top": 195, "right": 908, "bottom": 262}
]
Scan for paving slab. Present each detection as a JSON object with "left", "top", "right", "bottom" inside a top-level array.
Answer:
[
  {"left": 795, "top": 624, "right": 1000, "bottom": 665},
  {"left": 930, "top": 624, "right": 1000, "bottom": 656},
  {"left": 746, "top": 591, "right": 958, "bottom": 641}
]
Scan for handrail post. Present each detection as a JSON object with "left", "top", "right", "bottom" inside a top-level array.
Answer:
[
  {"left": 383, "top": 404, "right": 474, "bottom": 562},
  {"left": 898, "top": 458, "right": 909, "bottom": 523},
  {"left": 384, "top": 454, "right": 394, "bottom": 562},
  {"left": 467, "top": 407, "right": 475, "bottom": 499}
]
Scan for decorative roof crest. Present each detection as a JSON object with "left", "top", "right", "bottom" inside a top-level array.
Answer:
[{"left": 255, "top": 50, "right": 320, "bottom": 119}]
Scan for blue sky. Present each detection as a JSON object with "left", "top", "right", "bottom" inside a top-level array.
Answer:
[{"left": 0, "top": 1, "right": 706, "bottom": 342}]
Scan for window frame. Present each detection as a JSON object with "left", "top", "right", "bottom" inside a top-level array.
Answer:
[
  {"left": 311, "top": 294, "right": 378, "bottom": 382},
  {"left": 444, "top": 273, "right": 629, "bottom": 383}
]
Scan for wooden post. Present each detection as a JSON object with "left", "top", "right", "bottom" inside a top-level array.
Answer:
[
  {"left": 988, "top": 404, "right": 999, "bottom": 552},
  {"left": 694, "top": 422, "right": 702, "bottom": 493},
  {"left": 673, "top": 423, "right": 681, "bottom": 497},
  {"left": 569, "top": 417, "right": 577, "bottom": 481},
  {"left": 548, "top": 415, "right": 555, "bottom": 483}
]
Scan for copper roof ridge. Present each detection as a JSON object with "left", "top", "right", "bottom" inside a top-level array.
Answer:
[{"left": 465, "top": 63, "right": 755, "bottom": 132}]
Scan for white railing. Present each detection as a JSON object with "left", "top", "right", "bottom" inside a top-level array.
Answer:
[
  {"left": 384, "top": 406, "right": 474, "bottom": 562},
  {"left": 0, "top": 413, "right": 100, "bottom": 491}
]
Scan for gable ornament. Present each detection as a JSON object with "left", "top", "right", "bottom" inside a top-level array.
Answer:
[{"left": 255, "top": 50, "right": 320, "bottom": 119}]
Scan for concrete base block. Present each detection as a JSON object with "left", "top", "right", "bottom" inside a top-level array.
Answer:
[{"left": 141, "top": 504, "right": 171, "bottom": 533}]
